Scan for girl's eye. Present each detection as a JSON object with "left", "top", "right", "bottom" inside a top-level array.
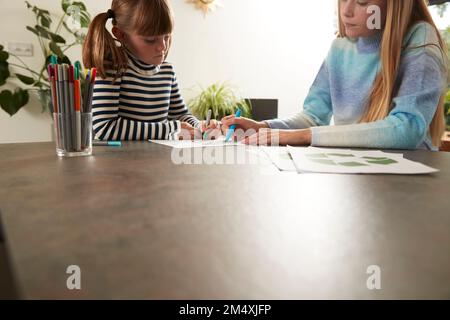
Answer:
[
  {"left": 357, "top": 0, "right": 369, "bottom": 6},
  {"left": 145, "top": 39, "right": 156, "bottom": 44}
]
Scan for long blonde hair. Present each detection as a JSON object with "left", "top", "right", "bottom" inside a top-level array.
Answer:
[
  {"left": 338, "top": 0, "right": 448, "bottom": 147},
  {"left": 82, "top": 0, "right": 174, "bottom": 79}
]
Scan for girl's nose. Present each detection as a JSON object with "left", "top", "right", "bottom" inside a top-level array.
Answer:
[
  {"left": 342, "top": 1, "right": 355, "bottom": 18},
  {"left": 157, "top": 38, "right": 167, "bottom": 52}
]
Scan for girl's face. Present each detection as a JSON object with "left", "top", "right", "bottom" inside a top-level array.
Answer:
[
  {"left": 113, "top": 27, "right": 170, "bottom": 65},
  {"left": 339, "top": 0, "right": 387, "bottom": 38}
]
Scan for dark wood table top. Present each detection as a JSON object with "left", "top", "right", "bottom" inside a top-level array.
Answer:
[{"left": 1, "top": 142, "right": 449, "bottom": 299}]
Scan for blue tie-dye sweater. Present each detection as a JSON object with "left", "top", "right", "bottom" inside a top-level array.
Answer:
[{"left": 267, "top": 22, "right": 448, "bottom": 150}]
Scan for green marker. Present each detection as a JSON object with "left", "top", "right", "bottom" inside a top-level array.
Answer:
[{"left": 74, "top": 61, "right": 82, "bottom": 80}]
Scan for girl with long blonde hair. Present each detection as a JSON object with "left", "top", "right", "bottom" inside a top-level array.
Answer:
[{"left": 223, "top": 0, "right": 448, "bottom": 150}]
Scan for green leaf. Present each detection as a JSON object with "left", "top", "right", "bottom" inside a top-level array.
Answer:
[
  {"left": 49, "top": 41, "right": 64, "bottom": 58},
  {"left": 62, "top": 0, "right": 71, "bottom": 13},
  {"left": 25, "top": 2, "right": 52, "bottom": 28},
  {"left": 0, "top": 89, "right": 29, "bottom": 116},
  {"left": 35, "top": 25, "right": 66, "bottom": 43},
  {"left": 26, "top": 26, "right": 40, "bottom": 37},
  {"left": 49, "top": 33, "right": 66, "bottom": 44},
  {"left": 40, "top": 15, "right": 51, "bottom": 28},
  {"left": 15, "top": 73, "right": 35, "bottom": 85},
  {"left": 65, "top": 4, "right": 91, "bottom": 29},
  {"left": 0, "top": 50, "right": 9, "bottom": 62},
  {"left": 78, "top": 11, "right": 91, "bottom": 28},
  {"left": 72, "top": 2, "right": 87, "bottom": 11},
  {"left": 188, "top": 82, "right": 252, "bottom": 120},
  {"left": 63, "top": 1, "right": 87, "bottom": 14},
  {"left": 61, "top": 56, "right": 71, "bottom": 65},
  {"left": 0, "top": 61, "right": 10, "bottom": 86}
]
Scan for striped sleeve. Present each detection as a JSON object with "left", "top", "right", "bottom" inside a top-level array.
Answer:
[
  {"left": 92, "top": 73, "right": 181, "bottom": 141},
  {"left": 167, "top": 72, "right": 201, "bottom": 129}
]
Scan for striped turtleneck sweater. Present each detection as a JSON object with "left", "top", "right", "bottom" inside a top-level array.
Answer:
[{"left": 92, "top": 50, "right": 199, "bottom": 141}]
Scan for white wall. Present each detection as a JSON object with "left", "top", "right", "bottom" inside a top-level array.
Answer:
[{"left": 0, "top": 1, "right": 346, "bottom": 143}]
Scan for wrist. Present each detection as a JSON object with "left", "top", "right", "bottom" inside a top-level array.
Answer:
[
  {"left": 257, "top": 121, "right": 270, "bottom": 130},
  {"left": 301, "top": 129, "right": 312, "bottom": 145},
  {"left": 287, "top": 129, "right": 312, "bottom": 146}
]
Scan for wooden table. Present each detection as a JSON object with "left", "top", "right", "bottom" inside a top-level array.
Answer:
[{"left": 1, "top": 142, "right": 450, "bottom": 299}]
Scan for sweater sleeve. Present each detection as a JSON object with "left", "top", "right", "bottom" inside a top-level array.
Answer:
[
  {"left": 311, "top": 51, "right": 447, "bottom": 150},
  {"left": 167, "top": 72, "right": 201, "bottom": 129},
  {"left": 266, "top": 62, "right": 333, "bottom": 129},
  {"left": 92, "top": 73, "right": 181, "bottom": 141}
]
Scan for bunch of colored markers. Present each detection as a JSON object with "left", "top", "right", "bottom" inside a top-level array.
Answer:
[{"left": 47, "top": 55, "right": 97, "bottom": 154}]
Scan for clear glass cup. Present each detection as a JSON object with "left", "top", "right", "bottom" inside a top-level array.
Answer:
[{"left": 53, "top": 112, "right": 92, "bottom": 157}]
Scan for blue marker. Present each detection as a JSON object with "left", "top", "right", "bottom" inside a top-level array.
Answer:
[
  {"left": 224, "top": 108, "right": 241, "bottom": 142},
  {"left": 50, "top": 55, "right": 58, "bottom": 65},
  {"left": 93, "top": 141, "right": 122, "bottom": 147}
]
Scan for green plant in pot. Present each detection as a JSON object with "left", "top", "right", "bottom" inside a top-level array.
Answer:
[
  {"left": 188, "top": 82, "right": 252, "bottom": 121},
  {"left": 0, "top": 0, "right": 91, "bottom": 116}
]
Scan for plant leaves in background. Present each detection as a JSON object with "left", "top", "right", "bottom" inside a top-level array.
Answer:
[
  {"left": 26, "top": 1, "right": 52, "bottom": 28},
  {"left": 61, "top": 0, "right": 72, "bottom": 12},
  {"left": 62, "top": 0, "right": 86, "bottom": 13},
  {"left": 49, "top": 41, "right": 64, "bottom": 58},
  {"left": 0, "top": 49, "right": 9, "bottom": 62},
  {"left": 188, "top": 82, "right": 252, "bottom": 120},
  {"left": 35, "top": 25, "right": 66, "bottom": 43},
  {"left": 62, "top": 0, "right": 91, "bottom": 28},
  {"left": 0, "top": 46, "right": 9, "bottom": 86},
  {"left": 0, "top": 61, "right": 10, "bottom": 86},
  {"left": 15, "top": 73, "right": 35, "bottom": 85},
  {"left": 0, "top": 89, "right": 29, "bottom": 116},
  {"left": 26, "top": 25, "right": 40, "bottom": 37}
]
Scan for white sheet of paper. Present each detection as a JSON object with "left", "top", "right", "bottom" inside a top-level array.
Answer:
[
  {"left": 287, "top": 146, "right": 438, "bottom": 175},
  {"left": 260, "top": 146, "right": 298, "bottom": 172},
  {"left": 149, "top": 137, "right": 242, "bottom": 149},
  {"left": 306, "top": 147, "right": 405, "bottom": 159}
]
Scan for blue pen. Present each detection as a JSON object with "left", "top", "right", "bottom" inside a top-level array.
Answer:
[
  {"left": 224, "top": 108, "right": 241, "bottom": 142},
  {"left": 93, "top": 141, "right": 122, "bottom": 147}
]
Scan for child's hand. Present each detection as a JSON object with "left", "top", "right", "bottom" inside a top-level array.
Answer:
[
  {"left": 201, "top": 120, "right": 221, "bottom": 140},
  {"left": 220, "top": 116, "right": 269, "bottom": 132},
  {"left": 179, "top": 122, "right": 202, "bottom": 140},
  {"left": 220, "top": 116, "right": 269, "bottom": 141},
  {"left": 200, "top": 119, "right": 220, "bottom": 132}
]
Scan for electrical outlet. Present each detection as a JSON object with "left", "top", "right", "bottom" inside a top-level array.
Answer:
[{"left": 7, "top": 42, "right": 34, "bottom": 57}]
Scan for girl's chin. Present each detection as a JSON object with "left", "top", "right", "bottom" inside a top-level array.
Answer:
[
  {"left": 345, "top": 29, "right": 362, "bottom": 38},
  {"left": 142, "top": 57, "right": 165, "bottom": 65}
]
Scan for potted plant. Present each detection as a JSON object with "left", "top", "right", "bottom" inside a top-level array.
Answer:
[
  {"left": 0, "top": 0, "right": 91, "bottom": 116},
  {"left": 188, "top": 82, "right": 252, "bottom": 121}
]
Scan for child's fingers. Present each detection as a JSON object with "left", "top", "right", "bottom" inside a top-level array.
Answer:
[
  {"left": 202, "top": 119, "right": 219, "bottom": 131},
  {"left": 245, "top": 132, "right": 259, "bottom": 145},
  {"left": 220, "top": 115, "right": 236, "bottom": 126},
  {"left": 208, "top": 119, "right": 219, "bottom": 129},
  {"left": 205, "top": 128, "right": 222, "bottom": 140},
  {"left": 193, "top": 128, "right": 203, "bottom": 140}
]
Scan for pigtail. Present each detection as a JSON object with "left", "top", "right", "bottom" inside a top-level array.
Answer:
[{"left": 82, "top": 11, "right": 127, "bottom": 79}]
